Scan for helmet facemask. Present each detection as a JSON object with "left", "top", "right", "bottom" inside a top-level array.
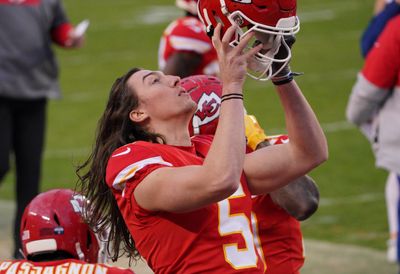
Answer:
[{"left": 227, "top": 11, "right": 300, "bottom": 81}]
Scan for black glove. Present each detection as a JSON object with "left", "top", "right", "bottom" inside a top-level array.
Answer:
[{"left": 271, "top": 35, "right": 302, "bottom": 85}]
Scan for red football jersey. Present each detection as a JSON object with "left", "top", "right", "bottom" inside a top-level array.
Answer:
[
  {"left": 252, "top": 195, "right": 304, "bottom": 274},
  {"left": 158, "top": 16, "right": 219, "bottom": 75},
  {"left": 266, "top": 134, "right": 289, "bottom": 145},
  {"left": 0, "top": 259, "right": 134, "bottom": 274},
  {"left": 106, "top": 135, "right": 264, "bottom": 274},
  {"left": 362, "top": 15, "right": 400, "bottom": 89}
]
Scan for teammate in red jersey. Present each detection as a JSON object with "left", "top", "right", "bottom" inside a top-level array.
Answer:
[
  {"left": 77, "top": 22, "right": 327, "bottom": 273},
  {"left": 182, "top": 74, "right": 319, "bottom": 274},
  {"left": 0, "top": 189, "right": 134, "bottom": 274},
  {"left": 158, "top": 0, "right": 218, "bottom": 77}
]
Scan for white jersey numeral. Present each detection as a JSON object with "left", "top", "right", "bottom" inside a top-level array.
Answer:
[{"left": 217, "top": 184, "right": 258, "bottom": 269}]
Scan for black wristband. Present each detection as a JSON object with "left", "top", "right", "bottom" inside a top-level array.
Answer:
[
  {"left": 221, "top": 93, "right": 243, "bottom": 103},
  {"left": 272, "top": 72, "right": 303, "bottom": 86},
  {"left": 272, "top": 76, "right": 293, "bottom": 86},
  {"left": 221, "top": 93, "right": 243, "bottom": 99},
  {"left": 221, "top": 96, "right": 243, "bottom": 103}
]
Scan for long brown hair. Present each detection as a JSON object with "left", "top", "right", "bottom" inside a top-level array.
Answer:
[{"left": 76, "top": 68, "right": 164, "bottom": 262}]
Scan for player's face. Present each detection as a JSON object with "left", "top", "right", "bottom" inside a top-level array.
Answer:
[{"left": 127, "top": 70, "right": 196, "bottom": 122}]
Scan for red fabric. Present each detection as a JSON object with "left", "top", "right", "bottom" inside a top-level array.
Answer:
[
  {"left": 106, "top": 136, "right": 264, "bottom": 274},
  {"left": 362, "top": 15, "right": 400, "bottom": 89},
  {"left": 252, "top": 195, "right": 304, "bottom": 274},
  {"left": 266, "top": 134, "right": 289, "bottom": 145},
  {"left": 0, "top": 0, "right": 40, "bottom": 5},
  {"left": 0, "top": 259, "right": 134, "bottom": 274},
  {"left": 159, "top": 16, "right": 218, "bottom": 75},
  {"left": 51, "top": 22, "right": 73, "bottom": 47}
]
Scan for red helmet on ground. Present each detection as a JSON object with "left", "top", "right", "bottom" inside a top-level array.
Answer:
[
  {"left": 20, "top": 189, "right": 106, "bottom": 263},
  {"left": 197, "top": 0, "right": 300, "bottom": 81},
  {"left": 176, "top": 0, "right": 199, "bottom": 15},
  {"left": 181, "top": 75, "right": 222, "bottom": 136}
]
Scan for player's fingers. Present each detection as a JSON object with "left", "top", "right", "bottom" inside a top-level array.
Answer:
[
  {"left": 211, "top": 23, "right": 222, "bottom": 49},
  {"left": 243, "top": 42, "right": 263, "bottom": 60},
  {"left": 234, "top": 31, "right": 255, "bottom": 55},
  {"left": 221, "top": 25, "right": 236, "bottom": 50}
]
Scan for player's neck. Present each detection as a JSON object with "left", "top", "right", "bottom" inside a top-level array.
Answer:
[{"left": 150, "top": 120, "right": 192, "bottom": 146}]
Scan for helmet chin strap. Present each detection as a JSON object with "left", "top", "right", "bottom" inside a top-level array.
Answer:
[
  {"left": 96, "top": 226, "right": 110, "bottom": 263},
  {"left": 192, "top": 116, "right": 200, "bottom": 135},
  {"left": 75, "top": 242, "right": 85, "bottom": 261},
  {"left": 219, "top": 0, "right": 228, "bottom": 15}
]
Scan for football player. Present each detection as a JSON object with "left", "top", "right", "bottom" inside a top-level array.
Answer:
[
  {"left": 361, "top": 0, "right": 400, "bottom": 57},
  {"left": 76, "top": 15, "right": 327, "bottom": 271},
  {"left": 158, "top": 0, "right": 219, "bottom": 77},
  {"left": 348, "top": 10, "right": 400, "bottom": 265},
  {"left": 0, "top": 189, "right": 134, "bottom": 274},
  {"left": 181, "top": 74, "right": 319, "bottom": 274}
]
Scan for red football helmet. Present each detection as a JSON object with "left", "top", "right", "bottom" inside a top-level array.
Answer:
[
  {"left": 181, "top": 75, "right": 222, "bottom": 136},
  {"left": 20, "top": 189, "right": 107, "bottom": 263},
  {"left": 176, "top": 0, "right": 199, "bottom": 15},
  {"left": 197, "top": 0, "right": 300, "bottom": 81}
]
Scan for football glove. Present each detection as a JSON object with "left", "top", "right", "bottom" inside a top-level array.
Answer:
[{"left": 271, "top": 35, "right": 302, "bottom": 85}]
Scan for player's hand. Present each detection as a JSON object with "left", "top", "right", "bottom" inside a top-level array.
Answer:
[
  {"left": 244, "top": 114, "right": 268, "bottom": 150},
  {"left": 212, "top": 23, "right": 262, "bottom": 93},
  {"left": 271, "top": 35, "right": 297, "bottom": 85},
  {"left": 66, "top": 29, "right": 85, "bottom": 48}
]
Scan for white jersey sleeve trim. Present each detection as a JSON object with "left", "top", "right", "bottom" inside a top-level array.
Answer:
[
  {"left": 169, "top": 35, "right": 211, "bottom": 53},
  {"left": 112, "top": 156, "right": 173, "bottom": 191}
]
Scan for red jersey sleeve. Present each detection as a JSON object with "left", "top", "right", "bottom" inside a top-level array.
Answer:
[
  {"left": 362, "top": 15, "right": 400, "bottom": 88},
  {"left": 106, "top": 142, "right": 173, "bottom": 201},
  {"left": 51, "top": 23, "right": 73, "bottom": 47}
]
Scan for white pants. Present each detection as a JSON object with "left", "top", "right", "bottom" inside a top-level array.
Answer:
[{"left": 385, "top": 172, "right": 400, "bottom": 262}]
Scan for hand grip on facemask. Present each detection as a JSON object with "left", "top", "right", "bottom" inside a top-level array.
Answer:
[{"left": 271, "top": 35, "right": 302, "bottom": 85}]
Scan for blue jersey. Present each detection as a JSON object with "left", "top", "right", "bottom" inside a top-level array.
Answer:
[{"left": 361, "top": 1, "right": 400, "bottom": 57}]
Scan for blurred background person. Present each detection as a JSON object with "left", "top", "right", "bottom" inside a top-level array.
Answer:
[
  {"left": 0, "top": 0, "right": 85, "bottom": 258},
  {"left": 361, "top": 0, "right": 400, "bottom": 57},
  {"left": 357, "top": 0, "right": 400, "bottom": 265},
  {"left": 347, "top": 14, "right": 400, "bottom": 268},
  {"left": 158, "top": 0, "right": 219, "bottom": 77},
  {"left": 0, "top": 188, "right": 134, "bottom": 274}
]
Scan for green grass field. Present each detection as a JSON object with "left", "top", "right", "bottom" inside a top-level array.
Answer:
[{"left": 0, "top": 0, "right": 391, "bottom": 256}]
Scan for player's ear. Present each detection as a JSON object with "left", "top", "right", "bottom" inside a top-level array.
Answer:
[{"left": 129, "top": 109, "right": 148, "bottom": 123}]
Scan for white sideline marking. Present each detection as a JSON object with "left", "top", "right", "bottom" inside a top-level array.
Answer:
[
  {"left": 135, "top": 6, "right": 180, "bottom": 25},
  {"left": 322, "top": 120, "right": 355, "bottom": 132},
  {"left": 117, "top": 6, "right": 338, "bottom": 27},
  {"left": 299, "top": 10, "right": 336, "bottom": 22},
  {"left": 320, "top": 192, "right": 384, "bottom": 207}
]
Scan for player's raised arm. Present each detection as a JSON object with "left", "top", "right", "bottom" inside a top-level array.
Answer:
[
  {"left": 244, "top": 77, "right": 328, "bottom": 194},
  {"left": 123, "top": 25, "right": 263, "bottom": 213}
]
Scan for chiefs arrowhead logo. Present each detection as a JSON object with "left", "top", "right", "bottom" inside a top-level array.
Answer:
[{"left": 192, "top": 92, "right": 221, "bottom": 134}]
